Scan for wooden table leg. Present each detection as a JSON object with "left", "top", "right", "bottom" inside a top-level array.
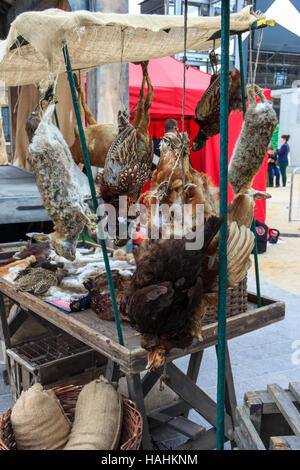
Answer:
[
  {"left": 126, "top": 373, "right": 154, "bottom": 450},
  {"left": 0, "top": 294, "right": 12, "bottom": 349},
  {"left": 164, "top": 362, "right": 234, "bottom": 440},
  {"left": 183, "top": 351, "right": 204, "bottom": 417},
  {"left": 105, "top": 359, "right": 120, "bottom": 382}
]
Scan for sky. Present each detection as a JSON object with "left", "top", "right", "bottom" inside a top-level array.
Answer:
[{"left": 129, "top": 0, "right": 141, "bottom": 14}]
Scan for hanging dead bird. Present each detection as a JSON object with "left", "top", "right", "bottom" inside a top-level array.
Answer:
[
  {"left": 143, "top": 131, "right": 219, "bottom": 238},
  {"left": 191, "top": 68, "right": 244, "bottom": 151},
  {"left": 97, "top": 61, "right": 154, "bottom": 246},
  {"left": 70, "top": 271, "right": 130, "bottom": 319},
  {"left": 15, "top": 267, "right": 65, "bottom": 296},
  {"left": 28, "top": 102, "right": 96, "bottom": 261},
  {"left": 70, "top": 74, "right": 118, "bottom": 168},
  {"left": 119, "top": 215, "right": 224, "bottom": 371}
]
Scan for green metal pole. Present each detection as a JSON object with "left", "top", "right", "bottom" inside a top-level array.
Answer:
[
  {"left": 62, "top": 43, "right": 124, "bottom": 346},
  {"left": 216, "top": 0, "right": 230, "bottom": 451},
  {"left": 237, "top": 33, "right": 262, "bottom": 308},
  {"left": 54, "top": 107, "right": 60, "bottom": 130}
]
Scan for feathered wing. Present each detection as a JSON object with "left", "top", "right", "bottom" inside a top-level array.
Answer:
[
  {"left": 192, "top": 69, "right": 243, "bottom": 151},
  {"left": 227, "top": 222, "right": 254, "bottom": 287}
]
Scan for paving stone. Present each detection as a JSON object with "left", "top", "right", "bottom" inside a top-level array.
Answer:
[{"left": 0, "top": 394, "right": 13, "bottom": 417}]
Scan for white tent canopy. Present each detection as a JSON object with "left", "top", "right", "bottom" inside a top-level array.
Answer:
[{"left": 0, "top": 6, "right": 262, "bottom": 87}]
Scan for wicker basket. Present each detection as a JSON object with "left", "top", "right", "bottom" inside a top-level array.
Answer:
[
  {"left": 202, "top": 277, "right": 248, "bottom": 326},
  {"left": 0, "top": 384, "right": 143, "bottom": 451}
]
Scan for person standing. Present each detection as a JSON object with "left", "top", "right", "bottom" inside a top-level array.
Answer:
[
  {"left": 152, "top": 119, "right": 179, "bottom": 170},
  {"left": 267, "top": 145, "right": 280, "bottom": 187},
  {"left": 276, "top": 134, "right": 290, "bottom": 187}
]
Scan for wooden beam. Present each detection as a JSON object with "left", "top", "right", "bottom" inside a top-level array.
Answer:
[
  {"left": 235, "top": 406, "right": 266, "bottom": 450},
  {"left": 244, "top": 389, "right": 299, "bottom": 415},
  {"left": 270, "top": 436, "right": 300, "bottom": 451},
  {"left": 164, "top": 362, "right": 234, "bottom": 440},
  {"left": 289, "top": 382, "right": 300, "bottom": 404},
  {"left": 268, "top": 384, "right": 300, "bottom": 438},
  {"left": 243, "top": 391, "right": 263, "bottom": 435},
  {"left": 126, "top": 373, "right": 154, "bottom": 450}
]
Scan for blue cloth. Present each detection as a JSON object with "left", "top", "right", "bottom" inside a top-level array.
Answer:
[{"left": 276, "top": 142, "right": 289, "bottom": 163}]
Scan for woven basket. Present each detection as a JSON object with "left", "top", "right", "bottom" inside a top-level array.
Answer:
[
  {"left": 202, "top": 277, "right": 248, "bottom": 326},
  {"left": 0, "top": 384, "right": 143, "bottom": 451}
]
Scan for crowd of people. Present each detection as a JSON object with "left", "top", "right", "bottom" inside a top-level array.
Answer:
[{"left": 268, "top": 134, "right": 290, "bottom": 188}]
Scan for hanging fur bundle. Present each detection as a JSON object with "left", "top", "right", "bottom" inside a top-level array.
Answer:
[
  {"left": 28, "top": 103, "right": 96, "bottom": 261},
  {"left": 229, "top": 85, "right": 278, "bottom": 195}
]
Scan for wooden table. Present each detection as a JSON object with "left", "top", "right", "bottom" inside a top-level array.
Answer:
[{"left": 0, "top": 278, "right": 285, "bottom": 450}]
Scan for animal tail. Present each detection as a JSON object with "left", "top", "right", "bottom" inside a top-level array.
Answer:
[{"left": 227, "top": 221, "right": 254, "bottom": 287}]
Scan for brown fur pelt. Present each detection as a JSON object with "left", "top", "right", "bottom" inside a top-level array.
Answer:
[
  {"left": 229, "top": 85, "right": 278, "bottom": 194},
  {"left": 28, "top": 103, "right": 96, "bottom": 261}
]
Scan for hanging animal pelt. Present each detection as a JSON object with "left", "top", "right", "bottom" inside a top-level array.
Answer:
[
  {"left": 192, "top": 68, "right": 244, "bottom": 151},
  {"left": 28, "top": 103, "right": 96, "bottom": 261},
  {"left": 229, "top": 85, "right": 278, "bottom": 195}
]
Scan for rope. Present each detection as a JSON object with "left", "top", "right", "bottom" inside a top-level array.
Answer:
[
  {"left": 249, "top": 26, "right": 263, "bottom": 86},
  {"left": 253, "top": 29, "right": 263, "bottom": 85},
  {"left": 181, "top": 0, "right": 188, "bottom": 199},
  {"left": 118, "top": 27, "right": 126, "bottom": 112}
]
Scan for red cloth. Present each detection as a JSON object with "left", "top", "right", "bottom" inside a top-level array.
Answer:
[{"left": 129, "top": 57, "right": 271, "bottom": 223}]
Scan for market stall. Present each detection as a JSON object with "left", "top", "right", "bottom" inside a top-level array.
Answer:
[{"left": 0, "top": 5, "right": 285, "bottom": 451}]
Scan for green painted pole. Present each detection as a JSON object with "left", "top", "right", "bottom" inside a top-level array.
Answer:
[
  {"left": 62, "top": 43, "right": 124, "bottom": 346},
  {"left": 238, "top": 33, "right": 262, "bottom": 308},
  {"left": 216, "top": 0, "right": 230, "bottom": 451},
  {"left": 54, "top": 107, "right": 60, "bottom": 130}
]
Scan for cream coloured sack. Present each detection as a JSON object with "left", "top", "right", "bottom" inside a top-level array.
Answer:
[
  {"left": 64, "top": 376, "right": 123, "bottom": 450},
  {"left": 10, "top": 383, "right": 71, "bottom": 450}
]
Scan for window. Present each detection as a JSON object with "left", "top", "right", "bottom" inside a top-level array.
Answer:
[{"left": 274, "top": 68, "right": 288, "bottom": 87}]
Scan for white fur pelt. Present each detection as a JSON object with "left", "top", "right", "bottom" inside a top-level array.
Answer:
[
  {"left": 29, "top": 103, "right": 96, "bottom": 261},
  {"left": 229, "top": 86, "right": 278, "bottom": 194}
]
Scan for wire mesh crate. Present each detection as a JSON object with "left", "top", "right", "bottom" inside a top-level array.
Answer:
[{"left": 5, "top": 331, "right": 107, "bottom": 402}]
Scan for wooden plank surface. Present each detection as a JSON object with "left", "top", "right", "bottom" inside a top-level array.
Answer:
[
  {"left": 289, "top": 382, "right": 300, "bottom": 404},
  {"left": 235, "top": 406, "right": 266, "bottom": 450},
  {"left": 268, "top": 384, "right": 300, "bottom": 437},
  {"left": 270, "top": 436, "right": 300, "bottom": 450},
  {"left": 244, "top": 389, "right": 299, "bottom": 415},
  {"left": 164, "top": 362, "right": 233, "bottom": 440},
  {"left": 0, "top": 278, "right": 285, "bottom": 374}
]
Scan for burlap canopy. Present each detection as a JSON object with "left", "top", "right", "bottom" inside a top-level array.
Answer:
[{"left": 0, "top": 6, "right": 261, "bottom": 87}]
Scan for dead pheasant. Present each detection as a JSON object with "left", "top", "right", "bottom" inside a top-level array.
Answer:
[
  {"left": 97, "top": 61, "right": 154, "bottom": 245},
  {"left": 70, "top": 74, "right": 118, "bottom": 168},
  {"left": 192, "top": 68, "right": 244, "bottom": 151}
]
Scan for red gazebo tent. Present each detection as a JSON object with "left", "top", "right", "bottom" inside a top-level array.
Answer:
[{"left": 129, "top": 57, "right": 270, "bottom": 223}]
